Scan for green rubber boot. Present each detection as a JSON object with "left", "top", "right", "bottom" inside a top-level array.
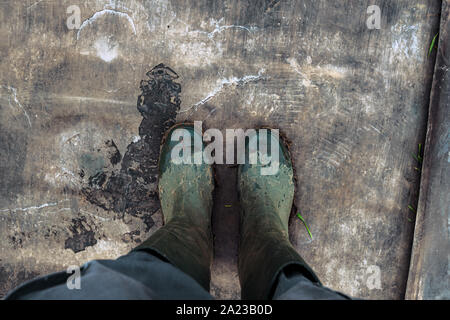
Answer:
[
  {"left": 237, "top": 129, "right": 320, "bottom": 299},
  {"left": 133, "top": 123, "right": 214, "bottom": 291}
]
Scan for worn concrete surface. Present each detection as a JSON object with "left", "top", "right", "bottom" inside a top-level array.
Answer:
[
  {"left": 406, "top": 0, "right": 450, "bottom": 300},
  {"left": 0, "top": 0, "right": 443, "bottom": 299}
]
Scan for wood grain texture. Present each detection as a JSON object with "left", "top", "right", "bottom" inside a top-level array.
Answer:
[{"left": 406, "top": 0, "right": 450, "bottom": 300}]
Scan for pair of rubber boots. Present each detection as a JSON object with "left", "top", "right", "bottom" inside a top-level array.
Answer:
[{"left": 134, "top": 124, "right": 319, "bottom": 299}]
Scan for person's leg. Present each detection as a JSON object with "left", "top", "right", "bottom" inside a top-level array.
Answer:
[
  {"left": 132, "top": 123, "right": 215, "bottom": 291},
  {"left": 4, "top": 251, "right": 212, "bottom": 300},
  {"left": 5, "top": 123, "right": 215, "bottom": 300},
  {"left": 272, "top": 265, "right": 352, "bottom": 300},
  {"left": 237, "top": 129, "right": 349, "bottom": 300}
]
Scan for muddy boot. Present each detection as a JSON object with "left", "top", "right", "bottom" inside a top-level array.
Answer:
[
  {"left": 133, "top": 123, "right": 214, "bottom": 291},
  {"left": 237, "top": 129, "right": 320, "bottom": 299}
]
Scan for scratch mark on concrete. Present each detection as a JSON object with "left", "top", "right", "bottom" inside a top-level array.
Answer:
[
  {"left": 180, "top": 68, "right": 265, "bottom": 113},
  {"left": 1, "top": 85, "right": 32, "bottom": 127},
  {"left": 104, "top": 87, "right": 123, "bottom": 94},
  {"left": 0, "top": 202, "right": 58, "bottom": 213},
  {"left": 207, "top": 18, "right": 258, "bottom": 39},
  {"left": 287, "top": 57, "right": 314, "bottom": 87},
  {"left": 287, "top": 57, "right": 347, "bottom": 86},
  {"left": 369, "top": 124, "right": 382, "bottom": 135},
  {"left": 203, "top": 107, "right": 217, "bottom": 120},
  {"left": 63, "top": 132, "right": 81, "bottom": 144},
  {"left": 76, "top": 9, "right": 137, "bottom": 40},
  {"left": 26, "top": 0, "right": 43, "bottom": 11},
  {"left": 390, "top": 24, "right": 420, "bottom": 60},
  {"left": 55, "top": 166, "right": 76, "bottom": 179},
  {"left": 52, "top": 94, "right": 135, "bottom": 106},
  {"left": 104, "top": 0, "right": 132, "bottom": 13}
]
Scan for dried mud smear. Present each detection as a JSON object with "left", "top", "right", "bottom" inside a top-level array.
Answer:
[
  {"left": 64, "top": 216, "right": 97, "bottom": 253},
  {"left": 80, "top": 64, "right": 181, "bottom": 235}
]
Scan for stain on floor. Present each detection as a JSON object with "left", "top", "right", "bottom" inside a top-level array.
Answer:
[
  {"left": 65, "top": 216, "right": 98, "bottom": 253},
  {"left": 80, "top": 64, "right": 181, "bottom": 232}
]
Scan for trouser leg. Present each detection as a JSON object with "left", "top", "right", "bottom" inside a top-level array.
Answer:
[
  {"left": 4, "top": 250, "right": 212, "bottom": 300},
  {"left": 132, "top": 210, "right": 213, "bottom": 292},
  {"left": 272, "top": 264, "right": 352, "bottom": 300},
  {"left": 238, "top": 211, "right": 321, "bottom": 299}
]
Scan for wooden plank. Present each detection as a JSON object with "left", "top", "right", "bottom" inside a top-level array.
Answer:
[{"left": 406, "top": 0, "right": 450, "bottom": 300}]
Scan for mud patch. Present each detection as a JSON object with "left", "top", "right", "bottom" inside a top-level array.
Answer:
[
  {"left": 7, "top": 232, "right": 26, "bottom": 249},
  {"left": 80, "top": 64, "right": 181, "bottom": 233},
  {"left": 106, "top": 140, "right": 121, "bottom": 165},
  {"left": 121, "top": 230, "right": 141, "bottom": 244},
  {"left": 64, "top": 216, "right": 98, "bottom": 253}
]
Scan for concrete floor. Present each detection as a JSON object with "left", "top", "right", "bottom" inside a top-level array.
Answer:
[{"left": 0, "top": 0, "right": 445, "bottom": 299}]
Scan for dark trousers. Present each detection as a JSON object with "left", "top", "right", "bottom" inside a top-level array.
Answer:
[{"left": 4, "top": 250, "right": 351, "bottom": 300}]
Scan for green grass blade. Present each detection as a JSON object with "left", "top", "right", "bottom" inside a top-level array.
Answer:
[
  {"left": 428, "top": 33, "right": 439, "bottom": 57},
  {"left": 407, "top": 205, "right": 417, "bottom": 221},
  {"left": 297, "top": 212, "right": 313, "bottom": 239}
]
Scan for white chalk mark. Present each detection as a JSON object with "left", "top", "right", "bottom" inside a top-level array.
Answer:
[
  {"left": 206, "top": 18, "right": 257, "bottom": 39},
  {"left": 76, "top": 9, "right": 137, "bottom": 40},
  {"left": 175, "top": 17, "right": 257, "bottom": 42},
  {"left": 0, "top": 202, "right": 58, "bottom": 213},
  {"left": 94, "top": 37, "right": 118, "bottom": 62},
  {"left": 1, "top": 85, "right": 32, "bottom": 127},
  {"left": 207, "top": 24, "right": 256, "bottom": 39},
  {"left": 180, "top": 68, "right": 265, "bottom": 113}
]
